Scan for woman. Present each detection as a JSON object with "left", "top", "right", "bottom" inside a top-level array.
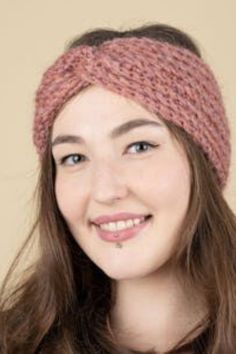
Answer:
[{"left": 0, "top": 23, "right": 236, "bottom": 354}]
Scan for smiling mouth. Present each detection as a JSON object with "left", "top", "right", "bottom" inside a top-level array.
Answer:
[
  {"left": 93, "top": 214, "right": 153, "bottom": 243},
  {"left": 92, "top": 214, "right": 152, "bottom": 228}
]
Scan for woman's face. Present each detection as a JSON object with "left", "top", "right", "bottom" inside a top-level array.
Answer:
[{"left": 51, "top": 85, "right": 191, "bottom": 280}]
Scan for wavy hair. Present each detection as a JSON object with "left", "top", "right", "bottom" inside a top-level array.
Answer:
[{"left": 0, "top": 23, "right": 236, "bottom": 354}]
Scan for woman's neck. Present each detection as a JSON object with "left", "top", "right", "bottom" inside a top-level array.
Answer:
[{"left": 109, "top": 263, "right": 208, "bottom": 353}]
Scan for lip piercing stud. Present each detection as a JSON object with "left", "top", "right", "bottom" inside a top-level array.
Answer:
[
  {"left": 113, "top": 234, "right": 123, "bottom": 248},
  {"left": 115, "top": 242, "right": 123, "bottom": 248}
]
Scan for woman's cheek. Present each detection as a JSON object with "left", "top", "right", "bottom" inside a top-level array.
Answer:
[
  {"left": 55, "top": 177, "right": 75, "bottom": 218},
  {"left": 56, "top": 174, "right": 89, "bottom": 223}
]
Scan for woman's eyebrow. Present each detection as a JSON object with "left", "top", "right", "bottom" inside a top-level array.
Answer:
[{"left": 51, "top": 118, "right": 164, "bottom": 148}]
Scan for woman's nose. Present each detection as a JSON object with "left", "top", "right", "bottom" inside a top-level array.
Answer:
[{"left": 91, "top": 162, "right": 128, "bottom": 204}]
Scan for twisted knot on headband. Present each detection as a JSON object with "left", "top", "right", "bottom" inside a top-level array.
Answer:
[{"left": 33, "top": 36, "right": 231, "bottom": 189}]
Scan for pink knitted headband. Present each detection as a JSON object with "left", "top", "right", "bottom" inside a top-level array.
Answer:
[{"left": 33, "top": 36, "right": 231, "bottom": 189}]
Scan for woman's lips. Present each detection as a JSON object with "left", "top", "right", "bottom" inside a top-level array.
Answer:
[{"left": 93, "top": 215, "right": 152, "bottom": 243}]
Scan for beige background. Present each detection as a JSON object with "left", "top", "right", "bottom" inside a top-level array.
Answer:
[{"left": 0, "top": 0, "right": 236, "bottom": 282}]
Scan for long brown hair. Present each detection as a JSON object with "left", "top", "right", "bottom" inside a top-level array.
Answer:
[{"left": 1, "top": 23, "right": 236, "bottom": 354}]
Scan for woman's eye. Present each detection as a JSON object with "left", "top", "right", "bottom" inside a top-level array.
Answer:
[
  {"left": 59, "top": 154, "right": 86, "bottom": 166},
  {"left": 126, "top": 141, "right": 159, "bottom": 154},
  {"left": 57, "top": 141, "right": 158, "bottom": 167}
]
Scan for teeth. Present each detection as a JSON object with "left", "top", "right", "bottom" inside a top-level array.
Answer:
[{"left": 99, "top": 217, "right": 144, "bottom": 231}]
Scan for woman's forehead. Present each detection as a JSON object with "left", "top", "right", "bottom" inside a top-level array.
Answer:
[{"left": 52, "top": 85, "right": 167, "bottom": 135}]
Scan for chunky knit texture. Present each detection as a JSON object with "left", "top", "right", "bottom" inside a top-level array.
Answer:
[{"left": 33, "top": 37, "right": 231, "bottom": 189}]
